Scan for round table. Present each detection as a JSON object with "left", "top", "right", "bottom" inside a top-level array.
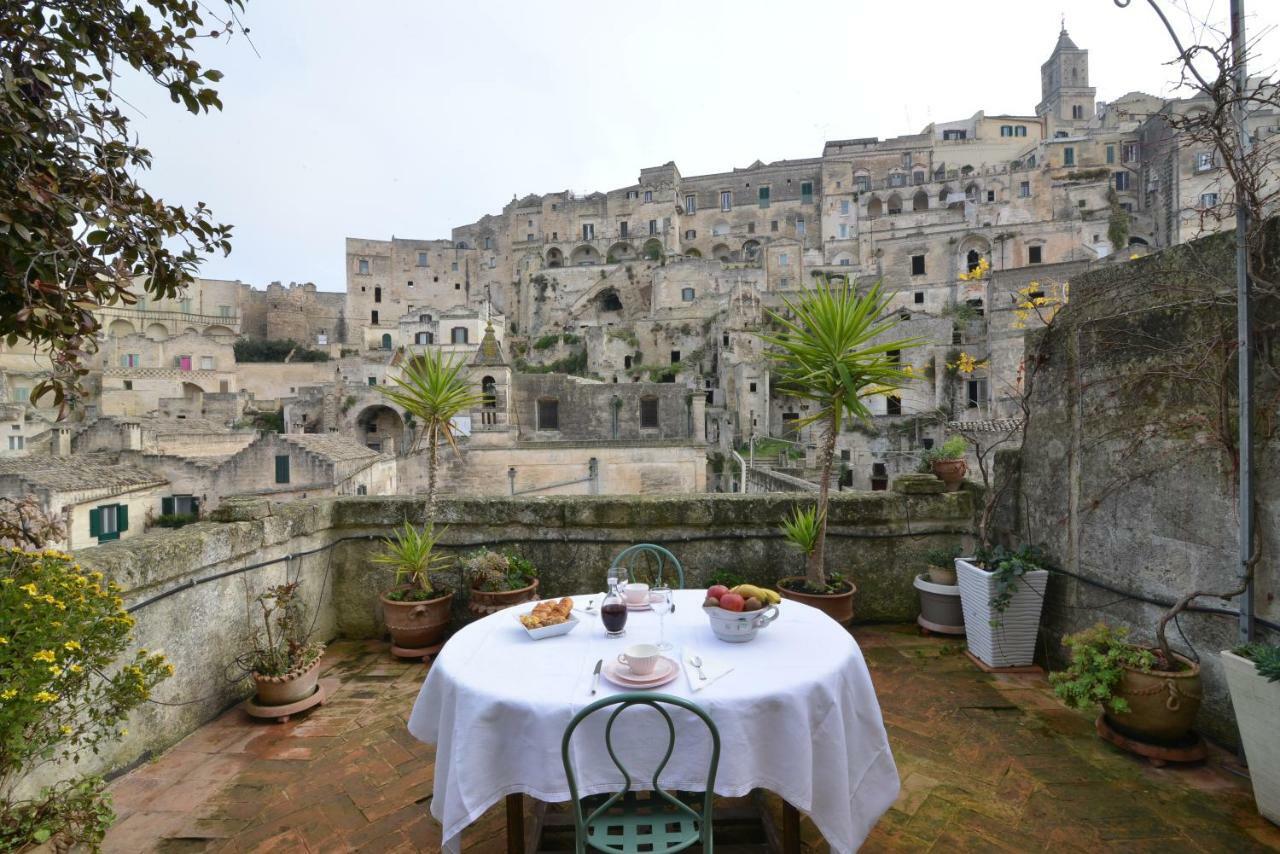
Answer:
[{"left": 408, "top": 589, "right": 899, "bottom": 853}]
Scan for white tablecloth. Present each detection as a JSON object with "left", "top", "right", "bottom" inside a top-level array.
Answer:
[{"left": 407, "top": 589, "right": 900, "bottom": 853}]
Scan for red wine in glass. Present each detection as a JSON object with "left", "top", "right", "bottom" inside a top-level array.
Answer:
[{"left": 601, "top": 603, "right": 628, "bottom": 635}]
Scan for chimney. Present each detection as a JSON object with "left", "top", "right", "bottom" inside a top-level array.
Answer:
[
  {"left": 51, "top": 426, "right": 72, "bottom": 457},
  {"left": 121, "top": 421, "right": 142, "bottom": 451}
]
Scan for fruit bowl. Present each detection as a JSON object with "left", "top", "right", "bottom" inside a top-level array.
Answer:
[{"left": 703, "top": 603, "right": 779, "bottom": 643}]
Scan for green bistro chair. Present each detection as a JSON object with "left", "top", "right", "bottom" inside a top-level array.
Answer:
[
  {"left": 561, "top": 693, "right": 720, "bottom": 854},
  {"left": 609, "top": 544, "right": 685, "bottom": 589}
]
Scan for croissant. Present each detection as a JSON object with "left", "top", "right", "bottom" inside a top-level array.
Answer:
[{"left": 520, "top": 597, "right": 575, "bottom": 629}]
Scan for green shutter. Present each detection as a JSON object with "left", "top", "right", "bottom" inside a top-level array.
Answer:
[
  {"left": 89, "top": 507, "right": 101, "bottom": 538},
  {"left": 275, "top": 455, "right": 290, "bottom": 484},
  {"left": 162, "top": 497, "right": 175, "bottom": 515},
  {"left": 117, "top": 504, "right": 128, "bottom": 532}
]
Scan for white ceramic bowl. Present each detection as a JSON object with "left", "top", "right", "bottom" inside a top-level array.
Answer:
[
  {"left": 703, "top": 604, "right": 779, "bottom": 643},
  {"left": 518, "top": 613, "right": 580, "bottom": 641}
]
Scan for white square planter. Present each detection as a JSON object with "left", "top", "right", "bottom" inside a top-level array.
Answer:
[
  {"left": 956, "top": 558, "right": 1048, "bottom": 668},
  {"left": 1222, "top": 649, "right": 1280, "bottom": 825}
]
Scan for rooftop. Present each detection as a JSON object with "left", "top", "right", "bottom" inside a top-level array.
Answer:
[
  {"left": 100, "top": 629, "right": 1279, "bottom": 852},
  {"left": 0, "top": 452, "right": 165, "bottom": 493},
  {"left": 277, "top": 432, "right": 384, "bottom": 463}
]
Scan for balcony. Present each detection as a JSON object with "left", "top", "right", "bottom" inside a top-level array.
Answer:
[{"left": 14, "top": 490, "right": 1267, "bottom": 852}]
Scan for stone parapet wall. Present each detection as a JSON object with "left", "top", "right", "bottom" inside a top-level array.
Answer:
[{"left": 62, "top": 489, "right": 970, "bottom": 787}]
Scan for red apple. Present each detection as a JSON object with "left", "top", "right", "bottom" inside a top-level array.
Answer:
[
  {"left": 719, "top": 592, "right": 745, "bottom": 612},
  {"left": 707, "top": 584, "right": 730, "bottom": 599}
]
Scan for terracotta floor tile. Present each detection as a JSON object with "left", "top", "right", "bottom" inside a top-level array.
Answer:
[{"left": 101, "top": 634, "right": 1269, "bottom": 853}]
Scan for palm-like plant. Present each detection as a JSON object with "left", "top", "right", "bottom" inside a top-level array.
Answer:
[
  {"left": 765, "top": 278, "right": 922, "bottom": 590},
  {"left": 376, "top": 349, "right": 483, "bottom": 521},
  {"left": 372, "top": 521, "right": 453, "bottom": 601}
]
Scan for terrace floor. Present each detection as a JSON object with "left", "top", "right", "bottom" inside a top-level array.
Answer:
[{"left": 102, "top": 627, "right": 1280, "bottom": 853}]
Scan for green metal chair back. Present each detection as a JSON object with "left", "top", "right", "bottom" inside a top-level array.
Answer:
[
  {"left": 561, "top": 692, "right": 720, "bottom": 854},
  {"left": 609, "top": 544, "right": 685, "bottom": 588}
]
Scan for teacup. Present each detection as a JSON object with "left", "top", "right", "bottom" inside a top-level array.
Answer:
[
  {"left": 617, "top": 643, "right": 661, "bottom": 675},
  {"left": 624, "top": 582, "right": 650, "bottom": 605}
]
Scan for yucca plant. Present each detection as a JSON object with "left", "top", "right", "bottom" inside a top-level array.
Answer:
[
  {"left": 376, "top": 349, "right": 483, "bottom": 521},
  {"left": 765, "top": 278, "right": 922, "bottom": 590},
  {"left": 780, "top": 505, "right": 822, "bottom": 561},
  {"left": 372, "top": 521, "right": 454, "bottom": 602}
]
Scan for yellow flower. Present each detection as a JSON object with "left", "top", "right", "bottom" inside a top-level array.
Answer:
[
  {"left": 33, "top": 650, "right": 56, "bottom": 663},
  {"left": 68, "top": 664, "right": 83, "bottom": 674},
  {"left": 0, "top": 637, "right": 7, "bottom": 645},
  {"left": 33, "top": 691, "right": 58, "bottom": 703},
  {"left": 20, "top": 583, "right": 38, "bottom": 596},
  {"left": 49, "top": 665, "right": 63, "bottom": 677},
  {"left": 0, "top": 689, "right": 16, "bottom": 700},
  {"left": 64, "top": 641, "right": 81, "bottom": 652},
  {"left": 60, "top": 725, "right": 72, "bottom": 735}
]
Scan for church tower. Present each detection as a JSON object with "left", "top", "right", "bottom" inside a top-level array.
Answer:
[{"left": 1035, "top": 25, "right": 1097, "bottom": 132}]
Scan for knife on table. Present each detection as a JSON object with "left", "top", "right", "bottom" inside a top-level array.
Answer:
[{"left": 590, "top": 659, "right": 603, "bottom": 695}]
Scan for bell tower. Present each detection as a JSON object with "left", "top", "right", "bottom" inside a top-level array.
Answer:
[{"left": 1036, "top": 24, "right": 1096, "bottom": 131}]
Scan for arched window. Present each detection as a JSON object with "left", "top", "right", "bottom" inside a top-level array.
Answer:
[
  {"left": 451, "top": 327, "right": 468, "bottom": 344},
  {"left": 913, "top": 190, "right": 929, "bottom": 211},
  {"left": 481, "top": 375, "right": 496, "bottom": 408},
  {"left": 966, "top": 250, "right": 981, "bottom": 272},
  {"left": 381, "top": 333, "right": 392, "bottom": 350},
  {"left": 887, "top": 193, "right": 903, "bottom": 215},
  {"left": 866, "top": 196, "right": 883, "bottom": 218}
]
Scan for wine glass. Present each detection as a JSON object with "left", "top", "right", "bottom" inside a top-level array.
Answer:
[{"left": 650, "top": 586, "right": 673, "bottom": 651}]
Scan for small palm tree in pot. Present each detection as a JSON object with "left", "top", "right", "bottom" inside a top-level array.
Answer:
[
  {"left": 374, "top": 521, "right": 455, "bottom": 654},
  {"left": 765, "top": 278, "right": 920, "bottom": 623}
]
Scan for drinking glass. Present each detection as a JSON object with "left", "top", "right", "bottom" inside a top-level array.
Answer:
[{"left": 650, "top": 586, "right": 673, "bottom": 651}]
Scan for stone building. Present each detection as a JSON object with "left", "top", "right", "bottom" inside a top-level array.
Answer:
[
  {"left": 0, "top": 438, "right": 167, "bottom": 551},
  {"left": 339, "top": 27, "right": 1276, "bottom": 491}
]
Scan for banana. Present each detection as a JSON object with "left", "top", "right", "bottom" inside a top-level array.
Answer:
[{"left": 731, "top": 584, "right": 781, "bottom": 606}]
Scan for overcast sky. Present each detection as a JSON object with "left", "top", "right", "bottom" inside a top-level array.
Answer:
[{"left": 124, "top": 0, "right": 1279, "bottom": 292}]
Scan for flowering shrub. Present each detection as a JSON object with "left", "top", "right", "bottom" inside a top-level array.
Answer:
[{"left": 0, "top": 548, "right": 171, "bottom": 851}]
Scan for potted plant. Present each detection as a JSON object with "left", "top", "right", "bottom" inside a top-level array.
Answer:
[
  {"left": 924, "top": 436, "right": 968, "bottom": 492},
  {"left": 955, "top": 545, "right": 1049, "bottom": 668},
  {"left": 914, "top": 546, "right": 964, "bottom": 635},
  {"left": 1050, "top": 623, "right": 1202, "bottom": 744},
  {"left": 239, "top": 582, "right": 326, "bottom": 706},
  {"left": 765, "top": 278, "right": 921, "bottom": 624},
  {"left": 464, "top": 548, "right": 540, "bottom": 616},
  {"left": 1222, "top": 643, "right": 1280, "bottom": 823},
  {"left": 374, "top": 521, "right": 455, "bottom": 653},
  {"left": 777, "top": 505, "right": 853, "bottom": 624}
]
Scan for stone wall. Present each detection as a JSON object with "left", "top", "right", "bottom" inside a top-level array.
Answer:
[
  {"left": 57, "top": 489, "right": 970, "bottom": 788},
  {"left": 1005, "top": 229, "right": 1280, "bottom": 746}
]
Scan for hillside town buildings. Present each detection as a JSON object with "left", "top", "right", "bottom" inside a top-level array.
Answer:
[{"left": 0, "top": 28, "right": 1275, "bottom": 536}]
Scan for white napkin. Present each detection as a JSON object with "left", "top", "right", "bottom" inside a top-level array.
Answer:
[{"left": 684, "top": 650, "right": 733, "bottom": 692}]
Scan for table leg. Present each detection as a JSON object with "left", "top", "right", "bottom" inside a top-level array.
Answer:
[
  {"left": 506, "top": 793, "right": 524, "bottom": 854},
  {"left": 782, "top": 800, "right": 801, "bottom": 854}
]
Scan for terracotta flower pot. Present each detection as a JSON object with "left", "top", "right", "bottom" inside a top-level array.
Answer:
[
  {"left": 1107, "top": 652, "right": 1202, "bottom": 743},
  {"left": 381, "top": 588, "right": 454, "bottom": 650},
  {"left": 777, "top": 576, "right": 856, "bottom": 626},
  {"left": 468, "top": 578, "right": 539, "bottom": 616},
  {"left": 253, "top": 654, "right": 323, "bottom": 707},
  {"left": 931, "top": 458, "right": 968, "bottom": 492}
]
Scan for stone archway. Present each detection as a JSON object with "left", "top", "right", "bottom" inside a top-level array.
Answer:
[
  {"left": 355, "top": 404, "right": 406, "bottom": 454},
  {"left": 107, "top": 319, "right": 135, "bottom": 338},
  {"left": 866, "top": 196, "right": 883, "bottom": 218},
  {"left": 642, "top": 238, "right": 663, "bottom": 261},
  {"left": 546, "top": 247, "right": 564, "bottom": 268},
  {"left": 913, "top": 190, "right": 929, "bottom": 211},
  {"left": 570, "top": 245, "right": 601, "bottom": 266},
  {"left": 145, "top": 322, "right": 169, "bottom": 341},
  {"left": 607, "top": 242, "right": 635, "bottom": 263}
]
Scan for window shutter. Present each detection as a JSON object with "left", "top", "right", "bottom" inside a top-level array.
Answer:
[
  {"left": 89, "top": 508, "right": 101, "bottom": 538},
  {"left": 275, "top": 455, "right": 290, "bottom": 484},
  {"left": 162, "top": 497, "right": 175, "bottom": 515},
  {"left": 117, "top": 504, "right": 129, "bottom": 532}
]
